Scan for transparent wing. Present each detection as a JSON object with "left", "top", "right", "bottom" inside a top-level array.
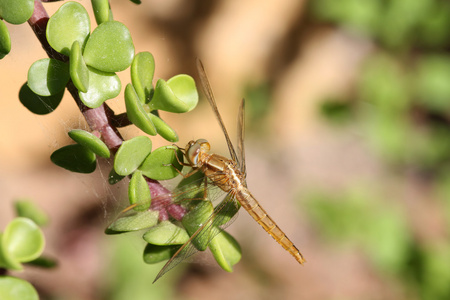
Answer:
[
  {"left": 107, "top": 172, "right": 240, "bottom": 282},
  {"left": 153, "top": 190, "right": 240, "bottom": 282},
  {"left": 109, "top": 172, "right": 223, "bottom": 225},
  {"left": 196, "top": 59, "right": 239, "bottom": 165},
  {"left": 237, "top": 98, "right": 246, "bottom": 176}
]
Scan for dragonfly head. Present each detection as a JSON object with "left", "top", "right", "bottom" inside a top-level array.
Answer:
[{"left": 185, "top": 139, "right": 210, "bottom": 166}]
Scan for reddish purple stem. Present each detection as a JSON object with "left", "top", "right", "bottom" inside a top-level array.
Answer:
[{"left": 145, "top": 178, "right": 186, "bottom": 221}]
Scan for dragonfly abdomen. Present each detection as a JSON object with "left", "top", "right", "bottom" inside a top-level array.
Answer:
[{"left": 237, "top": 188, "right": 306, "bottom": 264}]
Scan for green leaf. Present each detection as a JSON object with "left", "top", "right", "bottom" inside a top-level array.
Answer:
[
  {"left": 78, "top": 66, "right": 121, "bottom": 108},
  {"left": 143, "top": 243, "right": 180, "bottom": 264},
  {"left": 27, "top": 58, "right": 70, "bottom": 96},
  {"left": 0, "top": 276, "right": 39, "bottom": 300},
  {"left": 19, "top": 83, "right": 64, "bottom": 115},
  {"left": 83, "top": 21, "right": 134, "bottom": 73},
  {"left": 148, "top": 113, "right": 179, "bottom": 142},
  {"left": 70, "top": 41, "right": 89, "bottom": 93},
  {"left": 0, "top": 233, "right": 22, "bottom": 270},
  {"left": 46, "top": 1, "right": 90, "bottom": 56},
  {"left": 125, "top": 84, "right": 157, "bottom": 136},
  {"left": 128, "top": 170, "right": 151, "bottom": 211},
  {"left": 68, "top": 129, "right": 110, "bottom": 158},
  {"left": 14, "top": 200, "right": 49, "bottom": 227},
  {"left": 131, "top": 52, "right": 155, "bottom": 103},
  {"left": 26, "top": 256, "right": 57, "bottom": 269},
  {"left": 91, "top": 0, "right": 111, "bottom": 25},
  {"left": 359, "top": 54, "right": 409, "bottom": 113},
  {"left": 0, "top": 0, "right": 34, "bottom": 25},
  {"left": 214, "top": 198, "right": 240, "bottom": 228},
  {"left": 143, "top": 221, "right": 189, "bottom": 245},
  {"left": 414, "top": 55, "right": 450, "bottom": 111},
  {"left": 106, "top": 210, "right": 159, "bottom": 234},
  {"left": 50, "top": 144, "right": 97, "bottom": 173},
  {"left": 114, "top": 136, "right": 152, "bottom": 176},
  {"left": 182, "top": 201, "right": 214, "bottom": 251},
  {"left": 108, "top": 167, "right": 125, "bottom": 184},
  {"left": 0, "top": 20, "right": 11, "bottom": 59},
  {"left": 139, "top": 145, "right": 183, "bottom": 180},
  {"left": 208, "top": 230, "right": 241, "bottom": 272},
  {"left": 2, "top": 218, "right": 45, "bottom": 263},
  {"left": 149, "top": 75, "right": 198, "bottom": 113}
]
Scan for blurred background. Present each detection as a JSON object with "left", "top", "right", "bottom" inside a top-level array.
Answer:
[{"left": 2, "top": 0, "right": 450, "bottom": 299}]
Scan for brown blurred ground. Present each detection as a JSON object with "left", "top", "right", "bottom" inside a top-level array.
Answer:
[{"left": 0, "top": 0, "right": 419, "bottom": 299}]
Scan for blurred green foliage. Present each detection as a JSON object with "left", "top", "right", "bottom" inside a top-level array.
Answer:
[
  {"left": 306, "top": 188, "right": 413, "bottom": 273},
  {"left": 313, "top": 0, "right": 450, "bottom": 170},
  {"left": 305, "top": 188, "right": 450, "bottom": 299},
  {"left": 308, "top": 1, "right": 450, "bottom": 299},
  {"left": 103, "top": 236, "right": 177, "bottom": 300}
]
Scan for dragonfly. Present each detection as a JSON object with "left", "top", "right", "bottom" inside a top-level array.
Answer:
[{"left": 149, "top": 59, "right": 306, "bottom": 282}]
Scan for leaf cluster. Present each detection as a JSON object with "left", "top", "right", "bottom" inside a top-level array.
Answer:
[
  {"left": 2, "top": 0, "right": 241, "bottom": 284},
  {"left": 0, "top": 200, "right": 55, "bottom": 300}
]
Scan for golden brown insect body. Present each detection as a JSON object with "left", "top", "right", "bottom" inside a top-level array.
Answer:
[
  {"left": 153, "top": 60, "right": 305, "bottom": 282},
  {"left": 184, "top": 139, "right": 306, "bottom": 264}
]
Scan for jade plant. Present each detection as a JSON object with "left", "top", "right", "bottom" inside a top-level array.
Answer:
[
  {"left": 0, "top": 200, "right": 54, "bottom": 300},
  {"left": 1, "top": 0, "right": 241, "bottom": 289}
]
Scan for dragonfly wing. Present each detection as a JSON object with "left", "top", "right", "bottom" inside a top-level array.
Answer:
[
  {"left": 108, "top": 173, "right": 220, "bottom": 228},
  {"left": 196, "top": 59, "right": 239, "bottom": 165},
  {"left": 237, "top": 98, "right": 246, "bottom": 177},
  {"left": 153, "top": 190, "right": 240, "bottom": 282}
]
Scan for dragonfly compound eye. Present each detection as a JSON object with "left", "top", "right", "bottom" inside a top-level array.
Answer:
[{"left": 186, "top": 141, "right": 201, "bottom": 166}]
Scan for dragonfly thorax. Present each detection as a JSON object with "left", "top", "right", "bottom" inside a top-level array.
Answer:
[{"left": 185, "top": 139, "right": 210, "bottom": 167}]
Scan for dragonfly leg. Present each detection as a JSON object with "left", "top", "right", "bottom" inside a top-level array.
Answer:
[
  {"left": 179, "top": 168, "right": 200, "bottom": 179},
  {"left": 162, "top": 147, "right": 198, "bottom": 177},
  {"left": 170, "top": 146, "right": 192, "bottom": 167},
  {"left": 202, "top": 175, "right": 208, "bottom": 200}
]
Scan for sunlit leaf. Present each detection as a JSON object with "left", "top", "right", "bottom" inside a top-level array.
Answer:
[{"left": 46, "top": 1, "right": 90, "bottom": 56}]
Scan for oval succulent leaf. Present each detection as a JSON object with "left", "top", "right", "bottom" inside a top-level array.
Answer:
[
  {"left": 208, "top": 230, "right": 241, "bottom": 272},
  {"left": 106, "top": 210, "right": 158, "bottom": 234},
  {"left": 14, "top": 200, "right": 49, "bottom": 227},
  {"left": 0, "top": 0, "right": 34, "bottom": 25},
  {"left": 108, "top": 167, "right": 125, "bottom": 185},
  {"left": 91, "top": 0, "right": 111, "bottom": 25},
  {"left": 79, "top": 66, "right": 121, "bottom": 108},
  {"left": 70, "top": 40, "right": 89, "bottom": 93},
  {"left": 148, "top": 113, "right": 179, "bottom": 142},
  {"left": 50, "top": 144, "right": 97, "bottom": 173},
  {"left": 83, "top": 21, "right": 135, "bottom": 73},
  {"left": 143, "top": 243, "right": 180, "bottom": 264},
  {"left": 125, "top": 84, "right": 157, "bottom": 136},
  {"left": 128, "top": 170, "right": 151, "bottom": 211},
  {"left": 139, "top": 145, "right": 183, "bottom": 180},
  {"left": 2, "top": 218, "right": 45, "bottom": 263},
  {"left": 131, "top": 51, "right": 155, "bottom": 103},
  {"left": 46, "top": 1, "right": 90, "bottom": 56},
  {"left": 143, "top": 221, "right": 189, "bottom": 245},
  {"left": 0, "top": 233, "right": 22, "bottom": 270},
  {"left": 181, "top": 201, "right": 214, "bottom": 251},
  {"left": 0, "top": 276, "right": 39, "bottom": 300},
  {"left": 0, "top": 20, "right": 11, "bottom": 59},
  {"left": 68, "top": 129, "right": 110, "bottom": 158},
  {"left": 19, "top": 83, "right": 64, "bottom": 115},
  {"left": 114, "top": 136, "right": 152, "bottom": 176},
  {"left": 149, "top": 75, "right": 198, "bottom": 113},
  {"left": 27, "top": 58, "right": 70, "bottom": 96}
]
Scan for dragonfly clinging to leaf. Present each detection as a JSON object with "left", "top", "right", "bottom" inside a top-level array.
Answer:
[
  {"left": 151, "top": 59, "right": 305, "bottom": 281},
  {"left": 109, "top": 60, "right": 306, "bottom": 282}
]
